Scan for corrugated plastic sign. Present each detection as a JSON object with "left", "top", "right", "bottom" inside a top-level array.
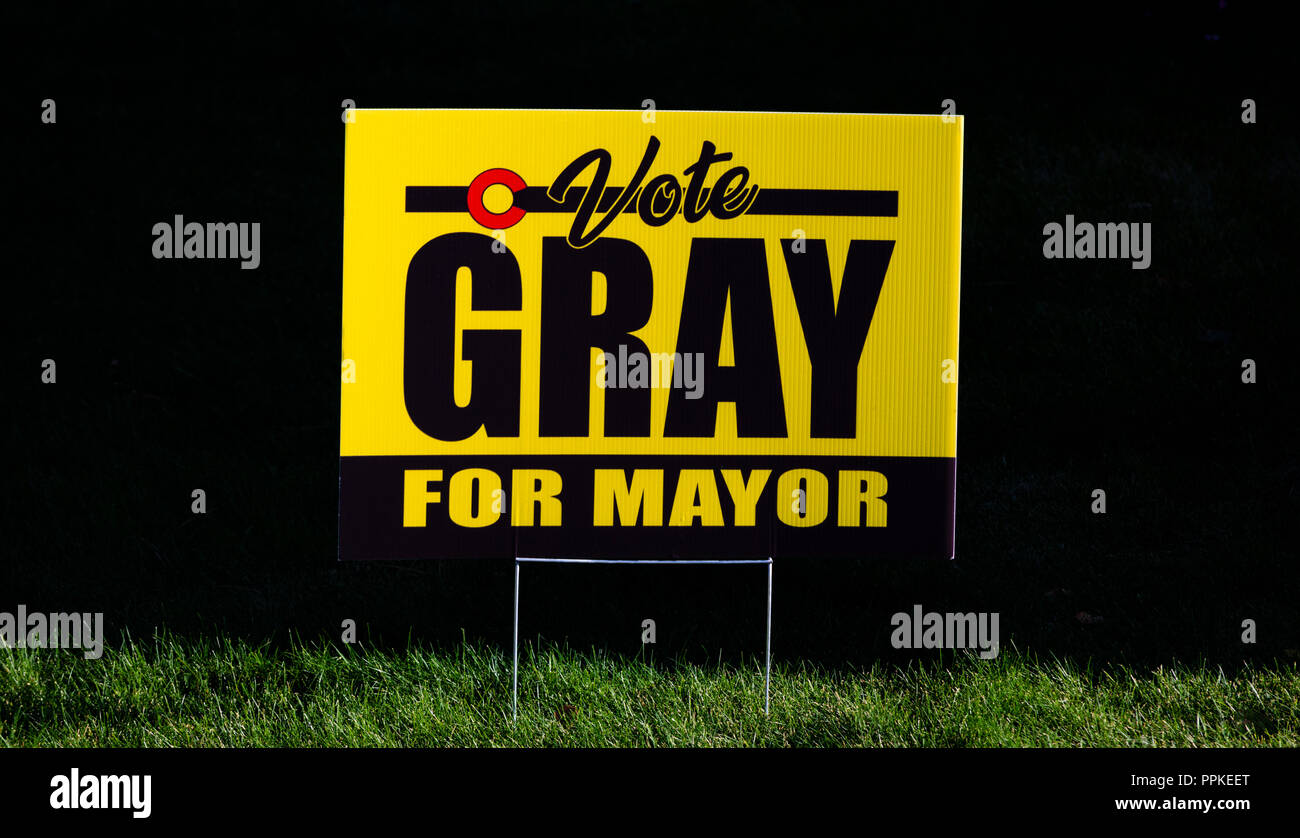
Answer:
[{"left": 340, "top": 109, "right": 963, "bottom": 559}]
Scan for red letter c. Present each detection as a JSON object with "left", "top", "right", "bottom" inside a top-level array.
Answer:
[{"left": 467, "top": 168, "right": 527, "bottom": 229}]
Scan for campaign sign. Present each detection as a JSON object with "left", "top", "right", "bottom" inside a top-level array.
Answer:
[{"left": 340, "top": 110, "right": 963, "bottom": 559}]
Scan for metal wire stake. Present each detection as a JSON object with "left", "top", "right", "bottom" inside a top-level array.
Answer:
[
  {"left": 512, "top": 560, "right": 520, "bottom": 722},
  {"left": 509, "top": 556, "right": 775, "bottom": 720},
  {"left": 765, "top": 558, "right": 773, "bottom": 716}
]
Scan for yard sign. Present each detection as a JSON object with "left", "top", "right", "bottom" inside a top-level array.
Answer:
[{"left": 340, "top": 109, "right": 962, "bottom": 559}]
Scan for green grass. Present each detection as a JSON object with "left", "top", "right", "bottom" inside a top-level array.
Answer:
[{"left": 2, "top": 635, "right": 1296, "bottom": 747}]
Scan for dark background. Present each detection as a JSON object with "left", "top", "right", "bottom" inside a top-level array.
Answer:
[{"left": 6, "top": 1, "right": 1296, "bottom": 673}]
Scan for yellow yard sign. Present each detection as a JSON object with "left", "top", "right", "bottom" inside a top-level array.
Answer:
[{"left": 340, "top": 109, "right": 962, "bottom": 560}]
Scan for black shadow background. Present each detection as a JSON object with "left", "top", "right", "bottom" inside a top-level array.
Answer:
[{"left": 6, "top": 1, "right": 1296, "bottom": 675}]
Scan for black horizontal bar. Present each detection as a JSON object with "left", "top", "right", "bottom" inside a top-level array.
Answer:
[
  {"left": 406, "top": 185, "right": 897, "bottom": 217},
  {"left": 751, "top": 188, "right": 897, "bottom": 217}
]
